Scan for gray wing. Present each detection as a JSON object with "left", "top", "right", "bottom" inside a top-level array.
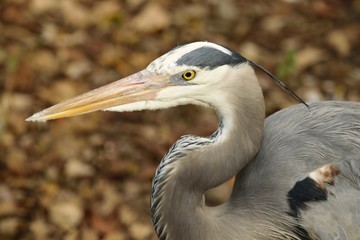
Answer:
[{"left": 232, "top": 101, "right": 360, "bottom": 239}]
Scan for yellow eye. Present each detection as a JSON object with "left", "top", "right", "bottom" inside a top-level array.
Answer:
[{"left": 182, "top": 70, "right": 196, "bottom": 81}]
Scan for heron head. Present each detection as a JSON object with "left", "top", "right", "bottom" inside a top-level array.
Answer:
[{"left": 26, "top": 42, "right": 251, "bottom": 122}]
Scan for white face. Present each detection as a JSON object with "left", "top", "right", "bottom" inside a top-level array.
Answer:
[{"left": 141, "top": 42, "right": 247, "bottom": 107}]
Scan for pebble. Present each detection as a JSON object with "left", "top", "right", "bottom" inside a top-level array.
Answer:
[
  {"left": 129, "top": 222, "right": 153, "bottom": 240},
  {"left": 119, "top": 206, "right": 137, "bottom": 226},
  {"left": 295, "top": 47, "right": 326, "bottom": 72},
  {"left": 131, "top": 3, "right": 171, "bottom": 33},
  {"left": 65, "top": 159, "right": 95, "bottom": 178},
  {"left": 327, "top": 30, "right": 351, "bottom": 57},
  {"left": 49, "top": 202, "right": 83, "bottom": 230},
  {"left": 29, "top": 218, "right": 49, "bottom": 240},
  {"left": 65, "top": 60, "right": 92, "bottom": 79},
  {"left": 60, "top": 0, "right": 92, "bottom": 28}
]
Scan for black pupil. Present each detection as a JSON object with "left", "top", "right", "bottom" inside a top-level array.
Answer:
[{"left": 185, "top": 72, "right": 192, "bottom": 78}]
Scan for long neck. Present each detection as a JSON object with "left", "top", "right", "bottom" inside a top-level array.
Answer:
[{"left": 151, "top": 65, "right": 265, "bottom": 240}]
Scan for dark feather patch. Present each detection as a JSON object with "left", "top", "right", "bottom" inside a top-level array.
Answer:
[
  {"left": 176, "top": 47, "right": 247, "bottom": 69},
  {"left": 287, "top": 177, "right": 329, "bottom": 239},
  {"left": 288, "top": 177, "right": 328, "bottom": 218}
]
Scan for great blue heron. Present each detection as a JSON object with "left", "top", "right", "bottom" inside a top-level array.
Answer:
[{"left": 27, "top": 42, "right": 360, "bottom": 240}]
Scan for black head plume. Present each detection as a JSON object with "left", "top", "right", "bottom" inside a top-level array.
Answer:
[{"left": 249, "top": 61, "right": 310, "bottom": 109}]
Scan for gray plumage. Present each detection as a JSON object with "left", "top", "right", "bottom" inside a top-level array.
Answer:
[
  {"left": 150, "top": 100, "right": 360, "bottom": 240},
  {"left": 233, "top": 102, "right": 360, "bottom": 239},
  {"left": 27, "top": 42, "right": 360, "bottom": 240}
]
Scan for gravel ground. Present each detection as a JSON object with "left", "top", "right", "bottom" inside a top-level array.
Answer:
[{"left": 1, "top": 0, "right": 359, "bottom": 239}]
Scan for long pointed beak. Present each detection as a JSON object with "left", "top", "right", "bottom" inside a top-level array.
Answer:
[{"left": 26, "top": 70, "right": 169, "bottom": 122}]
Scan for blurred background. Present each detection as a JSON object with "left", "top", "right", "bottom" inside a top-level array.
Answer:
[{"left": 0, "top": 0, "right": 359, "bottom": 239}]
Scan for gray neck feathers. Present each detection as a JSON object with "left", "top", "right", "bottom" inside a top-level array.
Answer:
[{"left": 150, "top": 65, "right": 265, "bottom": 240}]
